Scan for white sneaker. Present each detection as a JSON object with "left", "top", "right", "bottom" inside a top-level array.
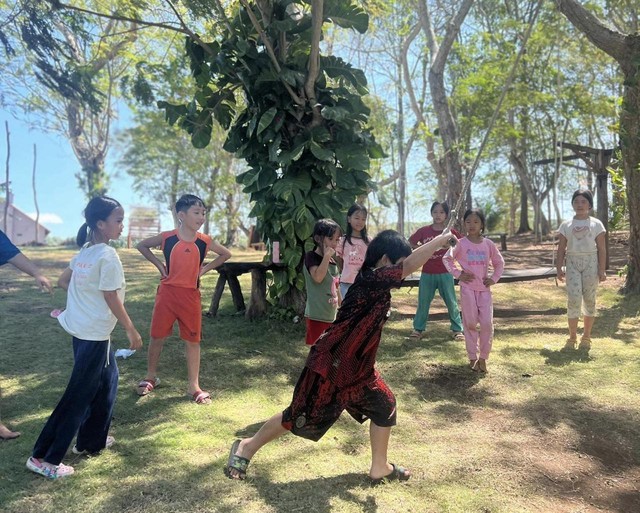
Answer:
[
  {"left": 72, "top": 435, "right": 115, "bottom": 455},
  {"left": 26, "top": 456, "right": 74, "bottom": 479}
]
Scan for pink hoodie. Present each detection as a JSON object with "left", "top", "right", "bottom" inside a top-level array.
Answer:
[{"left": 443, "top": 237, "right": 505, "bottom": 291}]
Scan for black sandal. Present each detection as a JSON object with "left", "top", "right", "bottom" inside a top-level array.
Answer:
[
  {"left": 224, "top": 439, "right": 250, "bottom": 480},
  {"left": 370, "top": 463, "right": 411, "bottom": 485}
]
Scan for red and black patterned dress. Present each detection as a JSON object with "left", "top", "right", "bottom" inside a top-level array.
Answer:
[{"left": 282, "top": 264, "right": 404, "bottom": 441}]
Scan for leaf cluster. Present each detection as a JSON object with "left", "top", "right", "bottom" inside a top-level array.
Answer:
[{"left": 159, "top": 0, "right": 383, "bottom": 298}]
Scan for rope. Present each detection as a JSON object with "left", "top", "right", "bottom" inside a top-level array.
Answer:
[{"left": 447, "top": 0, "right": 544, "bottom": 229}]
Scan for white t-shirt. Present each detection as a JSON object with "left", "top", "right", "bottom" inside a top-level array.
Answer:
[
  {"left": 58, "top": 243, "right": 125, "bottom": 341},
  {"left": 336, "top": 236, "right": 368, "bottom": 284},
  {"left": 557, "top": 217, "right": 606, "bottom": 255}
]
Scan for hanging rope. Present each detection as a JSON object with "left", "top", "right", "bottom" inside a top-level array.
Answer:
[{"left": 447, "top": 0, "right": 544, "bottom": 229}]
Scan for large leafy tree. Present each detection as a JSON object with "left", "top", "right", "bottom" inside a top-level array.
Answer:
[{"left": 160, "top": 0, "right": 382, "bottom": 303}]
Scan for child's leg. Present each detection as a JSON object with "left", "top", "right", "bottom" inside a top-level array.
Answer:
[
  {"left": 581, "top": 254, "right": 599, "bottom": 340},
  {"left": 438, "top": 273, "right": 463, "bottom": 333},
  {"left": 565, "top": 256, "right": 584, "bottom": 339},
  {"left": 227, "top": 412, "right": 289, "bottom": 479},
  {"left": 369, "top": 422, "right": 395, "bottom": 479},
  {"left": 477, "top": 291, "right": 494, "bottom": 360},
  {"left": 460, "top": 287, "right": 479, "bottom": 360},
  {"left": 75, "top": 348, "right": 119, "bottom": 453},
  {"left": 185, "top": 340, "right": 202, "bottom": 394},
  {"left": 32, "top": 338, "right": 108, "bottom": 466},
  {"left": 413, "top": 273, "right": 437, "bottom": 332},
  {"left": 144, "top": 337, "right": 166, "bottom": 380}
]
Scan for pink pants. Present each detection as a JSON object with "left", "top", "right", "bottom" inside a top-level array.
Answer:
[{"left": 460, "top": 287, "right": 494, "bottom": 360}]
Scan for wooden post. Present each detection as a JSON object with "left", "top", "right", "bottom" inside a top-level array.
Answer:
[
  {"left": 246, "top": 268, "right": 268, "bottom": 320},
  {"left": 595, "top": 150, "right": 610, "bottom": 269},
  {"left": 207, "top": 271, "right": 228, "bottom": 317},
  {"left": 227, "top": 273, "right": 246, "bottom": 312}
]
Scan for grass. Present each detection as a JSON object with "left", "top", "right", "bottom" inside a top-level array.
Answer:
[{"left": 1, "top": 246, "right": 639, "bottom": 513}]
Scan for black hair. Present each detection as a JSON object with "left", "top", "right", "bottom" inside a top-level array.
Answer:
[
  {"left": 463, "top": 208, "right": 486, "bottom": 233},
  {"left": 430, "top": 201, "right": 450, "bottom": 216},
  {"left": 176, "top": 194, "right": 205, "bottom": 213},
  {"left": 571, "top": 189, "right": 594, "bottom": 209},
  {"left": 361, "top": 230, "right": 412, "bottom": 272},
  {"left": 312, "top": 218, "right": 341, "bottom": 249},
  {"left": 76, "top": 196, "right": 122, "bottom": 247},
  {"left": 343, "top": 203, "right": 370, "bottom": 250}
]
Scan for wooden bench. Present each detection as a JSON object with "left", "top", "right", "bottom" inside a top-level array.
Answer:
[
  {"left": 207, "top": 261, "right": 286, "bottom": 320},
  {"left": 485, "top": 232, "right": 508, "bottom": 251},
  {"left": 400, "top": 266, "right": 557, "bottom": 288}
]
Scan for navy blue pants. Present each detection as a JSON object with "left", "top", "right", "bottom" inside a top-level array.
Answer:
[{"left": 32, "top": 337, "right": 118, "bottom": 465}]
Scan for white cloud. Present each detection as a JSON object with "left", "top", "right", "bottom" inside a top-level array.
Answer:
[{"left": 26, "top": 212, "right": 64, "bottom": 225}]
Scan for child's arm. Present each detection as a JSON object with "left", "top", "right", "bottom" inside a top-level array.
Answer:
[
  {"left": 103, "top": 290, "right": 143, "bottom": 350},
  {"left": 556, "top": 234, "right": 568, "bottom": 282},
  {"left": 596, "top": 232, "right": 607, "bottom": 282},
  {"left": 483, "top": 243, "right": 505, "bottom": 287},
  {"left": 58, "top": 268, "right": 72, "bottom": 291},
  {"left": 199, "top": 241, "right": 232, "bottom": 276},
  {"left": 310, "top": 244, "right": 335, "bottom": 283},
  {"left": 136, "top": 234, "right": 167, "bottom": 278},
  {"left": 8, "top": 253, "right": 52, "bottom": 292},
  {"left": 402, "top": 232, "right": 455, "bottom": 279}
]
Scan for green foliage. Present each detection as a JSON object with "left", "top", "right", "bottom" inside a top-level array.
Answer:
[{"left": 159, "top": 0, "right": 380, "bottom": 299}]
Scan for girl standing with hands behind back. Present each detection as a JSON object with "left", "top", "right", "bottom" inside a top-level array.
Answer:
[
  {"left": 303, "top": 219, "right": 341, "bottom": 346},
  {"left": 443, "top": 208, "right": 504, "bottom": 373},
  {"left": 27, "top": 196, "right": 142, "bottom": 479},
  {"left": 408, "top": 201, "right": 463, "bottom": 340},
  {"left": 335, "top": 204, "right": 370, "bottom": 299},
  {"left": 556, "top": 189, "right": 606, "bottom": 352}
]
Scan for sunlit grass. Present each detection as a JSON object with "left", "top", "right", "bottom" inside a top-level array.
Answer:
[{"left": 0, "top": 247, "right": 639, "bottom": 512}]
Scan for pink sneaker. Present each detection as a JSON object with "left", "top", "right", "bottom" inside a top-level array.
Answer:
[{"left": 26, "top": 457, "right": 74, "bottom": 479}]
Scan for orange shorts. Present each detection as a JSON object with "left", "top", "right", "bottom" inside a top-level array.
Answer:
[{"left": 150, "top": 284, "right": 202, "bottom": 343}]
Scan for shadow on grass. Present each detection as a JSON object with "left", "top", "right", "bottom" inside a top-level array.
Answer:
[{"left": 539, "top": 347, "right": 593, "bottom": 367}]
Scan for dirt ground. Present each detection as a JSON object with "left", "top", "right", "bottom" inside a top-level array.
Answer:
[
  {"left": 392, "top": 231, "right": 638, "bottom": 513},
  {"left": 499, "top": 231, "right": 629, "bottom": 271}
]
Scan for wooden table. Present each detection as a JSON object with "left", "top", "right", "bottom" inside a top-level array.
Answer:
[{"left": 207, "top": 261, "right": 286, "bottom": 320}]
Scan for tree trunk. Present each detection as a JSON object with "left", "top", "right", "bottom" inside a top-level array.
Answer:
[
  {"left": 555, "top": 0, "right": 640, "bottom": 293},
  {"left": 418, "top": 0, "right": 474, "bottom": 218}
]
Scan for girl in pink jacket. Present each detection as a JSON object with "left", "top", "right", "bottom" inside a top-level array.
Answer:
[{"left": 443, "top": 209, "right": 504, "bottom": 372}]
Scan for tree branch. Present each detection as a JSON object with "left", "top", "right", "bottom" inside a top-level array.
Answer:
[
  {"left": 305, "top": 0, "right": 324, "bottom": 125},
  {"left": 555, "top": 0, "right": 628, "bottom": 62},
  {"left": 237, "top": 0, "right": 305, "bottom": 106}
]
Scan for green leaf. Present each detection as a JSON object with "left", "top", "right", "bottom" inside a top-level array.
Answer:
[
  {"left": 323, "top": 0, "right": 369, "bottom": 34},
  {"left": 320, "top": 55, "right": 368, "bottom": 94},
  {"left": 309, "top": 141, "right": 334, "bottom": 161},
  {"left": 335, "top": 144, "right": 369, "bottom": 170},
  {"left": 189, "top": 110, "right": 212, "bottom": 148},
  {"left": 157, "top": 101, "right": 188, "bottom": 126},
  {"left": 321, "top": 105, "right": 350, "bottom": 122},
  {"left": 257, "top": 107, "right": 278, "bottom": 135}
]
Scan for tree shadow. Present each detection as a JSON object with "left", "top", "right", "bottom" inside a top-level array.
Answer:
[{"left": 539, "top": 347, "right": 593, "bottom": 367}]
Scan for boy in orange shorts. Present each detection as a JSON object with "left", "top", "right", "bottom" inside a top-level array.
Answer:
[{"left": 136, "top": 194, "right": 231, "bottom": 404}]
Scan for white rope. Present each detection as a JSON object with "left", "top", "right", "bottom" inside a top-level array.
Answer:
[{"left": 447, "top": 0, "right": 544, "bottom": 229}]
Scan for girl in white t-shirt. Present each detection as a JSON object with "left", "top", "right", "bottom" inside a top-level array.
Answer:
[
  {"left": 556, "top": 189, "right": 607, "bottom": 352},
  {"left": 335, "top": 203, "right": 370, "bottom": 299},
  {"left": 27, "top": 196, "right": 143, "bottom": 479}
]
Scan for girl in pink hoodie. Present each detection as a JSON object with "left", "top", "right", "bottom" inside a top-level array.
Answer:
[{"left": 443, "top": 209, "right": 504, "bottom": 372}]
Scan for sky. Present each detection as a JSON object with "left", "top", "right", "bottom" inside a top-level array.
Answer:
[{"left": 1, "top": 113, "right": 171, "bottom": 242}]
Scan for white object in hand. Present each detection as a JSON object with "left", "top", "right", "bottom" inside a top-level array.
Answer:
[{"left": 115, "top": 349, "right": 136, "bottom": 359}]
